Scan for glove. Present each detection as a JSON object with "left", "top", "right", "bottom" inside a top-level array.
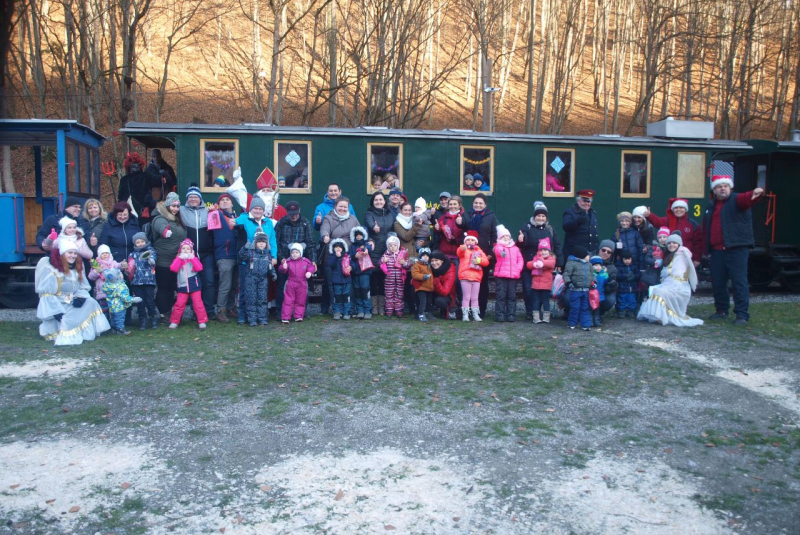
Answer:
[
  {"left": 423, "top": 274, "right": 431, "bottom": 281},
  {"left": 568, "top": 283, "right": 575, "bottom": 290},
  {"left": 132, "top": 296, "right": 143, "bottom": 303},
  {"left": 53, "top": 313, "right": 63, "bottom": 322},
  {"left": 500, "top": 250, "right": 507, "bottom": 258},
  {"left": 49, "top": 228, "right": 58, "bottom": 240},
  {"left": 533, "top": 261, "right": 543, "bottom": 269},
  {"left": 72, "top": 297, "right": 86, "bottom": 308},
  {"left": 305, "top": 271, "right": 312, "bottom": 279},
  {"left": 164, "top": 229, "right": 172, "bottom": 238}
]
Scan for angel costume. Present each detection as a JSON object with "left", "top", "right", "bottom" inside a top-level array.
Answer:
[
  {"left": 637, "top": 242, "right": 703, "bottom": 327},
  {"left": 35, "top": 256, "right": 111, "bottom": 345}
]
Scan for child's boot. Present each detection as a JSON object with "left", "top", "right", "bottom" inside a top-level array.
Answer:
[
  {"left": 533, "top": 311, "right": 543, "bottom": 324},
  {"left": 542, "top": 311, "right": 551, "bottom": 323},
  {"left": 617, "top": 309, "right": 625, "bottom": 319},
  {"left": 471, "top": 307, "right": 482, "bottom": 322},
  {"left": 378, "top": 295, "right": 386, "bottom": 315},
  {"left": 462, "top": 307, "right": 470, "bottom": 322}
]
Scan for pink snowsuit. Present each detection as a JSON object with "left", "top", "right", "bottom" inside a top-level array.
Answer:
[{"left": 278, "top": 257, "right": 317, "bottom": 321}]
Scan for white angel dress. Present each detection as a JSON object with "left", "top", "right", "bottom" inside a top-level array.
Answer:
[
  {"left": 637, "top": 246, "right": 704, "bottom": 327},
  {"left": 35, "top": 257, "right": 111, "bottom": 345}
]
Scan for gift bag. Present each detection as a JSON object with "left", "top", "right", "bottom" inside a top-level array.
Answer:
[
  {"left": 341, "top": 255, "right": 352, "bottom": 276},
  {"left": 589, "top": 288, "right": 600, "bottom": 310},
  {"left": 469, "top": 250, "right": 483, "bottom": 271},
  {"left": 551, "top": 273, "right": 565, "bottom": 298},
  {"left": 207, "top": 210, "right": 222, "bottom": 230},
  {"left": 358, "top": 253, "right": 374, "bottom": 271}
]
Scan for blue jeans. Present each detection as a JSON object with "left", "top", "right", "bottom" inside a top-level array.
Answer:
[
  {"left": 710, "top": 248, "right": 750, "bottom": 320},
  {"left": 352, "top": 273, "right": 371, "bottom": 314},
  {"left": 332, "top": 282, "right": 351, "bottom": 315},
  {"left": 568, "top": 289, "right": 592, "bottom": 328},
  {"left": 532, "top": 289, "right": 551, "bottom": 313}
]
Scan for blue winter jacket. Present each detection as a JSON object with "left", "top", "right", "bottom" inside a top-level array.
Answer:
[
  {"left": 611, "top": 226, "right": 645, "bottom": 269},
  {"left": 616, "top": 264, "right": 642, "bottom": 293},
  {"left": 234, "top": 214, "right": 277, "bottom": 261},
  {"left": 128, "top": 245, "right": 157, "bottom": 285},
  {"left": 100, "top": 215, "right": 142, "bottom": 263},
  {"left": 210, "top": 209, "right": 239, "bottom": 261}
]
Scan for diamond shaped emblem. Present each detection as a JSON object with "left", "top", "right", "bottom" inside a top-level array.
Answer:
[
  {"left": 550, "top": 156, "right": 565, "bottom": 174},
  {"left": 285, "top": 150, "right": 301, "bottom": 167}
]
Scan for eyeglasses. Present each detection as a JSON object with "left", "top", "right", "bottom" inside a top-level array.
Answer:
[{"left": 599, "top": 248, "right": 613, "bottom": 254}]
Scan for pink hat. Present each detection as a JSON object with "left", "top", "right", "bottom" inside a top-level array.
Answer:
[
  {"left": 538, "top": 237, "right": 552, "bottom": 251},
  {"left": 496, "top": 224, "right": 511, "bottom": 239},
  {"left": 710, "top": 175, "right": 733, "bottom": 189},
  {"left": 657, "top": 227, "right": 670, "bottom": 237},
  {"left": 179, "top": 238, "right": 194, "bottom": 251}
]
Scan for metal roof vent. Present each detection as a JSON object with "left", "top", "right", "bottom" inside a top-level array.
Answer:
[
  {"left": 646, "top": 118, "right": 714, "bottom": 140},
  {"left": 791, "top": 130, "right": 800, "bottom": 142}
]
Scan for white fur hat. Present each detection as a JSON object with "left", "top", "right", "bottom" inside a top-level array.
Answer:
[
  {"left": 632, "top": 206, "right": 647, "bottom": 218},
  {"left": 290, "top": 242, "right": 305, "bottom": 254},
  {"left": 97, "top": 244, "right": 111, "bottom": 256},
  {"left": 496, "top": 224, "right": 511, "bottom": 239},
  {"left": 414, "top": 197, "right": 426, "bottom": 210},
  {"left": 59, "top": 216, "right": 78, "bottom": 231}
]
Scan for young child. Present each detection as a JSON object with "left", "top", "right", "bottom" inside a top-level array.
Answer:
[
  {"left": 616, "top": 250, "right": 641, "bottom": 318},
  {"left": 279, "top": 242, "right": 317, "bottom": 323},
  {"left": 127, "top": 232, "right": 158, "bottom": 330},
  {"left": 527, "top": 237, "right": 557, "bottom": 323},
  {"left": 43, "top": 217, "right": 93, "bottom": 259},
  {"left": 410, "top": 247, "right": 434, "bottom": 322},
  {"left": 239, "top": 232, "right": 277, "bottom": 326},
  {"left": 562, "top": 245, "right": 595, "bottom": 331},
  {"left": 348, "top": 226, "right": 374, "bottom": 319},
  {"left": 642, "top": 227, "right": 669, "bottom": 288},
  {"left": 590, "top": 256, "right": 609, "bottom": 327},
  {"left": 102, "top": 268, "right": 140, "bottom": 335},
  {"left": 328, "top": 238, "right": 352, "bottom": 320},
  {"left": 89, "top": 244, "right": 122, "bottom": 315},
  {"left": 412, "top": 197, "right": 433, "bottom": 248},
  {"left": 493, "top": 224, "right": 524, "bottom": 322},
  {"left": 457, "top": 230, "right": 490, "bottom": 322},
  {"left": 380, "top": 234, "right": 408, "bottom": 317},
  {"left": 612, "top": 212, "right": 644, "bottom": 269},
  {"left": 169, "top": 239, "right": 209, "bottom": 329}
]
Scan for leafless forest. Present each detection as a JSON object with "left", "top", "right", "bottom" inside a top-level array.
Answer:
[{"left": 3, "top": 0, "right": 800, "bottom": 148}]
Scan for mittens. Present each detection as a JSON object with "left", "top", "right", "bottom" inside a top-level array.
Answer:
[{"left": 48, "top": 228, "right": 58, "bottom": 240}]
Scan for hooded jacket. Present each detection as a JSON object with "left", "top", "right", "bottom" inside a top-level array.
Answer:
[
  {"left": 327, "top": 238, "right": 351, "bottom": 283},
  {"left": 313, "top": 194, "right": 356, "bottom": 231},
  {"left": 348, "top": 227, "right": 374, "bottom": 275},
  {"left": 563, "top": 256, "right": 595, "bottom": 289},
  {"left": 431, "top": 254, "right": 457, "bottom": 306},
  {"left": 180, "top": 202, "right": 213, "bottom": 255},
  {"left": 151, "top": 202, "right": 188, "bottom": 268},
  {"left": 493, "top": 241, "right": 525, "bottom": 279},
  {"left": 170, "top": 243, "right": 203, "bottom": 292},
  {"left": 411, "top": 261, "right": 434, "bottom": 292},
  {"left": 647, "top": 198, "right": 702, "bottom": 260},
  {"left": 457, "top": 244, "right": 490, "bottom": 282},
  {"left": 527, "top": 253, "right": 557, "bottom": 290}
]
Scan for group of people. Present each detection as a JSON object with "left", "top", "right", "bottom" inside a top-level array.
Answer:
[{"left": 32, "top": 157, "right": 763, "bottom": 344}]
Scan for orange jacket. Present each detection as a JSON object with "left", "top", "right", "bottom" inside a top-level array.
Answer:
[
  {"left": 457, "top": 244, "right": 490, "bottom": 282},
  {"left": 411, "top": 262, "right": 435, "bottom": 292}
]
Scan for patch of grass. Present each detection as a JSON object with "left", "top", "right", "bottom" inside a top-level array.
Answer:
[
  {"left": 686, "top": 303, "right": 800, "bottom": 349},
  {"left": 693, "top": 492, "right": 746, "bottom": 514}
]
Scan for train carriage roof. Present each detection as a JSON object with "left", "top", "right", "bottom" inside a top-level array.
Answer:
[
  {"left": 0, "top": 119, "right": 105, "bottom": 147},
  {"left": 121, "top": 122, "right": 750, "bottom": 151}
]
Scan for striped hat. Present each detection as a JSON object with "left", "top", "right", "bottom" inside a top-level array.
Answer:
[{"left": 185, "top": 186, "right": 203, "bottom": 200}]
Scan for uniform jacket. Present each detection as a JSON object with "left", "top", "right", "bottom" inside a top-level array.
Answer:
[
  {"left": 561, "top": 205, "right": 599, "bottom": 267},
  {"left": 457, "top": 245, "right": 490, "bottom": 282},
  {"left": 493, "top": 242, "right": 525, "bottom": 279}
]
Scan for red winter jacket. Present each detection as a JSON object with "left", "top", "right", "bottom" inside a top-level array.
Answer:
[
  {"left": 526, "top": 254, "right": 557, "bottom": 290},
  {"left": 647, "top": 198, "right": 703, "bottom": 260},
  {"left": 436, "top": 211, "right": 466, "bottom": 257},
  {"left": 457, "top": 245, "right": 489, "bottom": 282},
  {"left": 433, "top": 263, "right": 457, "bottom": 301}
]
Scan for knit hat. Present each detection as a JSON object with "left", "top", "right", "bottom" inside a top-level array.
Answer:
[
  {"left": 666, "top": 233, "right": 683, "bottom": 246},
  {"left": 496, "top": 224, "right": 511, "bottom": 240},
  {"left": 254, "top": 232, "right": 268, "bottom": 244},
  {"left": 657, "top": 226, "right": 670, "bottom": 238},
  {"left": 414, "top": 197, "right": 426, "bottom": 210},
  {"left": 572, "top": 245, "right": 589, "bottom": 259},
  {"left": 619, "top": 249, "right": 633, "bottom": 260},
  {"left": 63, "top": 196, "right": 83, "bottom": 210},
  {"left": 58, "top": 216, "right": 77, "bottom": 231},
  {"left": 165, "top": 192, "right": 181, "bottom": 208},
  {"left": 289, "top": 242, "right": 305, "bottom": 254},
  {"left": 386, "top": 233, "right": 400, "bottom": 247},
  {"left": 58, "top": 239, "right": 78, "bottom": 255},
  {"left": 538, "top": 237, "right": 552, "bottom": 251},
  {"left": 250, "top": 196, "right": 266, "bottom": 211},
  {"left": 218, "top": 193, "right": 234, "bottom": 204},
  {"left": 186, "top": 185, "right": 203, "bottom": 201},
  {"left": 533, "top": 201, "right": 548, "bottom": 216},
  {"left": 599, "top": 239, "right": 616, "bottom": 252},
  {"left": 97, "top": 244, "right": 111, "bottom": 256},
  {"left": 671, "top": 199, "right": 689, "bottom": 212},
  {"left": 590, "top": 255, "right": 604, "bottom": 265},
  {"left": 179, "top": 238, "right": 194, "bottom": 251},
  {"left": 632, "top": 206, "right": 647, "bottom": 218},
  {"left": 439, "top": 191, "right": 451, "bottom": 199},
  {"left": 464, "top": 230, "right": 479, "bottom": 244},
  {"left": 132, "top": 232, "right": 148, "bottom": 244},
  {"left": 710, "top": 175, "right": 733, "bottom": 189},
  {"left": 417, "top": 247, "right": 431, "bottom": 259},
  {"left": 389, "top": 188, "right": 403, "bottom": 197},
  {"left": 473, "top": 173, "right": 484, "bottom": 183},
  {"left": 617, "top": 211, "right": 632, "bottom": 222}
]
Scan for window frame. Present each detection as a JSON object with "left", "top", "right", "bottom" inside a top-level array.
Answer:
[
  {"left": 460, "top": 144, "right": 495, "bottom": 196},
  {"left": 274, "top": 139, "right": 313, "bottom": 194},
  {"left": 542, "top": 147, "right": 576, "bottom": 198},
  {"left": 620, "top": 150, "right": 652, "bottom": 198},
  {"left": 200, "top": 138, "right": 240, "bottom": 193},
  {"left": 367, "top": 142, "right": 403, "bottom": 194}
]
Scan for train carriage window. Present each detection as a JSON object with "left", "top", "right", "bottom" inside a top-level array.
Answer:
[
  {"left": 367, "top": 142, "right": 403, "bottom": 194},
  {"left": 200, "top": 139, "right": 239, "bottom": 193},
  {"left": 66, "top": 141, "right": 78, "bottom": 193},
  {"left": 621, "top": 150, "right": 651, "bottom": 198},
  {"left": 460, "top": 145, "right": 494, "bottom": 196},
  {"left": 274, "top": 140, "right": 312, "bottom": 193},
  {"left": 543, "top": 148, "right": 575, "bottom": 197},
  {"left": 676, "top": 152, "right": 706, "bottom": 198}
]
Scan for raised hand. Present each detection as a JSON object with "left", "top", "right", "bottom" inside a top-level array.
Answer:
[
  {"left": 373, "top": 222, "right": 380, "bottom": 233},
  {"left": 48, "top": 228, "right": 57, "bottom": 240},
  {"left": 316, "top": 212, "right": 322, "bottom": 224},
  {"left": 518, "top": 230, "right": 524, "bottom": 243},
  {"left": 456, "top": 215, "right": 463, "bottom": 226},
  {"left": 752, "top": 188, "right": 764, "bottom": 200}
]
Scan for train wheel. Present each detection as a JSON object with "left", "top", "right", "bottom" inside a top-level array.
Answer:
[
  {"left": 747, "top": 255, "right": 775, "bottom": 291},
  {"left": 0, "top": 288, "right": 39, "bottom": 309},
  {"left": 779, "top": 275, "right": 800, "bottom": 293}
]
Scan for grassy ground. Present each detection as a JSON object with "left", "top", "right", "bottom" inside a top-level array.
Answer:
[{"left": 1, "top": 302, "right": 799, "bottom": 533}]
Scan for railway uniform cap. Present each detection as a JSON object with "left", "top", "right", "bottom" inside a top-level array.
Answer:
[
  {"left": 533, "top": 201, "right": 548, "bottom": 216},
  {"left": 439, "top": 191, "right": 451, "bottom": 200},
  {"left": 165, "top": 192, "right": 181, "bottom": 208},
  {"left": 671, "top": 199, "right": 689, "bottom": 212},
  {"left": 710, "top": 175, "right": 733, "bottom": 189},
  {"left": 576, "top": 189, "right": 595, "bottom": 200},
  {"left": 58, "top": 239, "right": 79, "bottom": 255},
  {"left": 657, "top": 227, "right": 671, "bottom": 238},
  {"left": 617, "top": 211, "right": 632, "bottom": 222},
  {"left": 666, "top": 233, "right": 684, "bottom": 246},
  {"left": 286, "top": 201, "right": 301, "bottom": 215},
  {"left": 97, "top": 244, "right": 111, "bottom": 257},
  {"left": 186, "top": 185, "right": 203, "bottom": 201},
  {"left": 64, "top": 196, "right": 83, "bottom": 209},
  {"left": 632, "top": 206, "right": 647, "bottom": 218}
]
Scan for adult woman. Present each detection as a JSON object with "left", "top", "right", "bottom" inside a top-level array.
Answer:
[
  {"left": 393, "top": 202, "right": 421, "bottom": 256},
  {"left": 151, "top": 192, "right": 188, "bottom": 318},
  {"left": 430, "top": 251, "right": 457, "bottom": 319},
  {"left": 637, "top": 234, "right": 703, "bottom": 327},
  {"left": 434, "top": 195, "right": 467, "bottom": 260},
  {"left": 35, "top": 240, "right": 110, "bottom": 345},
  {"left": 364, "top": 192, "right": 394, "bottom": 315},
  {"left": 466, "top": 193, "right": 499, "bottom": 317},
  {"left": 99, "top": 201, "right": 141, "bottom": 263},
  {"left": 320, "top": 197, "right": 360, "bottom": 313},
  {"left": 518, "top": 201, "right": 561, "bottom": 320},
  {"left": 82, "top": 198, "right": 107, "bottom": 254}
]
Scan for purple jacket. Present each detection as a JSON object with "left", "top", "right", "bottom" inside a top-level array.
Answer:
[{"left": 278, "top": 257, "right": 317, "bottom": 281}]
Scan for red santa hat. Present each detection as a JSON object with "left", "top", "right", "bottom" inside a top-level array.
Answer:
[
  {"left": 710, "top": 175, "right": 733, "bottom": 189},
  {"left": 256, "top": 167, "right": 278, "bottom": 192},
  {"left": 671, "top": 199, "right": 689, "bottom": 212},
  {"left": 464, "top": 230, "right": 479, "bottom": 244}
]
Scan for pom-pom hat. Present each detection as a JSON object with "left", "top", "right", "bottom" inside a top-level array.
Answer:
[
  {"left": 590, "top": 255, "right": 604, "bottom": 265},
  {"left": 533, "top": 201, "right": 548, "bottom": 216},
  {"left": 711, "top": 175, "right": 733, "bottom": 189},
  {"left": 657, "top": 227, "right": 670, "bottom": 237},
  {"left": 496, "top": 224, "right": 511, "bottom": 239},
  {"left": 185, "top": 185, "right": 203, "bottom": 200},
  {"left": 464, "top": 230, "right": 479, "bottom": 244},
  {"left": 179, "top": 238, "right": 194, "bottom": 251}
]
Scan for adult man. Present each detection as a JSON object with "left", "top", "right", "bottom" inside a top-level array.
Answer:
[
  {"left": 209, "top": 193, "right": 240, "bottom": 322},
  {"left": 703, "top": 174, "right": 764, "bottom": 325},
  {"left": 180, "top": 186, "right": 216, "bottom": 316},
  {"left": 561, "top": 189, "right": 599, "bottom": 268},
  {"left": 431, "top": 191, "right": 451, "bottom": 251},
  {"left": 118, "top": 152, "right": 161, "bottom": 223},
  {"left": 387, "top": 188, "right": 406, "bottom": 215},
  {"left": 36, "top": 196, "right": 90, "bottom": 249},
  {"left": 274, "top": 200, "right": 316, "bottom": 314}
]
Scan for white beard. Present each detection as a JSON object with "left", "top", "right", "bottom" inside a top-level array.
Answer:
[{"left": 257, "top": 190, "right": 279, "bottom": 222}]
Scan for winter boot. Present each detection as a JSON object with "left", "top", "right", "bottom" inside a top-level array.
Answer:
[
  {"left": 471, "top": 307, "right": 482, "bottom": 322},
  {"left": 151, "top": 315, "right": 159, "bottom": 330},
  {"left": 371, "top": 296, "right": 379, "bottom": 316},
  {"left": 462, "top": 307, "right": 471, "bottom": 322},
  {"left": 378, "top": 295, "right": 386, "bottom": 315},
  {"left": 533, "top": 311, "right": 543, "bottom": 324},
  {"left": 139, "top": 315, "right": 148, "bottom": 331},
  {"left": 215, "top": 307, "right": 230, "bottom": 323},
  {"left": 542, "top": 311, "right": 551, "bottom": 323}
]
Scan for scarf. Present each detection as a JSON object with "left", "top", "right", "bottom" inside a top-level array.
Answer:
[
  {"left": 334, "top": 210, "right": 351, "bottom": 222},
  {"left": 431, "top": 255, "right": 452, "bottom": 277},
  {"left": 468, "top": 209, "right": 486, "bottom": 231},
  {"left": 395, "top": 213, "right": 413, "bottom": 230}
]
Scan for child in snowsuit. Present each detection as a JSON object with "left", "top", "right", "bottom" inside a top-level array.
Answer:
[
  {"left": 412, "top": 197, "right": 433, "bottom": 248},
  {"left": 492, "top": 225, "right": 524, "bottom": 322},
  {"left": 562, "top": 245, "right": 595, "bottom": 330},
  {"left": 590, "top": 256, "right": 609, "bottom": 327},
  {"left": 642, "top": 227, "right": 669, "bottom": 289},
  {"left": 102, "top": 268, "right": 140, "bottom": 335},
  {"left": 127, "top": 232, "right": 159, "bottom": 330},
  {"left": 279, "top": 242, "right": 316, "bottom": 323},
  {"left": 527, "top": 237, "right": 557, "bottom": 323},
  {"left": 348, "top": 226, "right": 374, "bottom": 319},
  {"left": 616, "top": 249, "right": 641, "bottom": 317},
  {"left": 410, "top": 247, "right": 434, "bottom": 322},
  {"left": 169, "top": 238, "right": 209, "bottom": 329},
  {"left": 239, "top": 232, "right": 277, "bottom": 326},
  {"left": 457, "top": 230, "right": 490, "bottom": 322},
  {"left": 328, "top": 238, "right": 352, "bottom": 319},
  {"left": 89, "top": 244, "right": 122, "bottom": 314},
  {"left": 380, "top": 234, "right": 408, "bottom": 317}
]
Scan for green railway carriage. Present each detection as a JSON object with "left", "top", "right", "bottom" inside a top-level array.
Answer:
[{"left": 121, "top": 121, "right": 749, "bottom": 244}]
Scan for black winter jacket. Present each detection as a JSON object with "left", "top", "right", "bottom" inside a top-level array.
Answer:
[
  {"left": 274, "top": 215, "right": 317, "bottom": 263},
  {"left": 519, "top": 219, "right": 562, "bottom": 263},
  {"left": 561, "top": 204, "right": 599, "bottom": 267}
]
